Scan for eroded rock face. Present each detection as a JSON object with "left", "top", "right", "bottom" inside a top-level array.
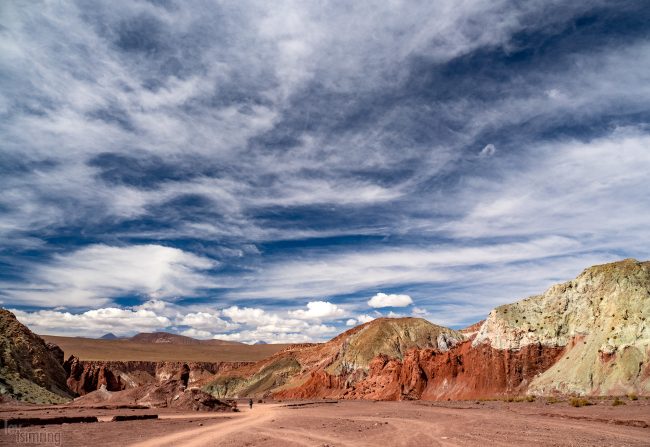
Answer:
[
  {"left": 72, "top": 374, "right": 235, "bottom": 412},
  {"left": 348, "top": 342, "right": 566, "bottom": 400},
  {"left": 205, "top": 259, "right": 649, "bottom": 400},
  {"left": 473, "top": 259, "right": 650, "bottom": 396},
  {"left": 64, "top": 356, "right": 125, "bottom": 395},
  {"left": 205, "top": 317, "right": 466, "bottom": 399},
  {"left": 61, "top": 359, "right": 250, "bottom": 395},
  {"left": 0, "top": 308, "right": 71, "bottom": 403}
]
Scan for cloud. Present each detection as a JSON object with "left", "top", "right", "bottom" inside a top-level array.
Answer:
[
  {"left": 368, "top": 293, "right": 413, "bottom": 308},
  {"left": 346, "top": 314, "right": 377, "bottom": 326},
  {"left": 289, "top": 301, "right": 345, "bottom": 319},
  {"left": 1, "top": 244, "right": 216, "bottom": 307},
  {"left": 1, "top": 0, "right": 650, "bottom": 336},
  {"left": 12, "top": 307, "right": 170, "bottom": 337},
  {"left": 178, "top": 312, "right": 239, "bottom": 331},
  {"left": 479, "top": 144, "right": 496, "bottom": 157}
]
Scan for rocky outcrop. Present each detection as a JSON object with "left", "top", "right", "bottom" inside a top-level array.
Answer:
[
  {"left": 473, "top": 259, "right": 650, "bottom": 396},
  {"left": 73, "top": 374, "right": 235, "bottom": 412},
  {"left": 0, "top": 308, "right": 72, "bottom": 403},
  {"left": 204, "top": 317, "right": 466, "bottom": 399},
  {"left": 205, "top": 259, "right": 649, "bottom": 400},
  {"left": 62, "top": 357, "right": 251, "bottom": 395},
  {"left": 64, "top": 356, "right": 125, "bottom": 395}
]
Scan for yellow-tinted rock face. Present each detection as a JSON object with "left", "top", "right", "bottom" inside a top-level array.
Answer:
[
  {"left": 326, "top": 317, "right": 465, "bottom": 375},
  {"left": 474, "top": 259, "right": 650, "bottom": 395}
]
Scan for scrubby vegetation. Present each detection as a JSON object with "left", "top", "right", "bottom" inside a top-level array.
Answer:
[{"left": 569, "top": 397, "right": 591, "bottom": 407}]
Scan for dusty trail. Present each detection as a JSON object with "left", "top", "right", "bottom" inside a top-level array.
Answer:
[{"left": 128, "top": 405, "right": 278, "bottom": 447}]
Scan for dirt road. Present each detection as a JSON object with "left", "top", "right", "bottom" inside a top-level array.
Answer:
[
  {"left": 2, "top": 399, "right": 649, "bottom": 446},
  {"left": 125, "top": 400, "right": 650, "bottom": 447},
  {"left": 129, "top": 405, "right": 279, "bottom": 447}
]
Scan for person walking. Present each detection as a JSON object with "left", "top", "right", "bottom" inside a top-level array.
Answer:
[{"left": 249, "top": 398, "right": 253, "bottom": 410}]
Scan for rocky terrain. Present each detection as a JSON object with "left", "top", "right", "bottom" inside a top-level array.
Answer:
[
  {"left": 71, "top": 364, "right": 235, "bottom": 412},
  {"left": 204, "top": 317, "right": 464, "bottom": 399},
  {"left": 64, "top": 356, "right": 253, "bottom": 395},
  {"left": 476, "top": 258, "right": 650, "bottom": 396},
  {"left": 0, "top": 309, "right": 71, "bottom": 403},
  {"left": 203, "top": 259, "right": 650, "bottom": 400}
]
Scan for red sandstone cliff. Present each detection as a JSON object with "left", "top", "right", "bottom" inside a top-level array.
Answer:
[{"left": 63, "top": 357, "right": 254, "bottom": 395}]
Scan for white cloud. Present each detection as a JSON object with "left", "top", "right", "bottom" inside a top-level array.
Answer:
[
  {"left": 346, "top": 319, "right": 357, "bottom": 326},
  {"left": 368, "top": 293, "right": 413, "bottom": 308},
  {"left": 412, "top": 307, "right": 429, "bottom": 316},
  {"left": 178, "top": 312, "right": 238, "bottom": 331},
  {"left": 179, "top": 328, "right": 214, "bottom": 339},
  {"left": 356, "top": 314, "right": 376, "bottom": 324},
  {"left": 12, "top": 307, "right": 170, "bottom": 337},
  {"left": 289, "top": 301, "right": 345, "bottom": 319},
  {"left": 1, "top": 244, "right": 216, "bottom": 307},
  {"left": 479, "top": 143, "right": 496, "bottom": 157},
  {"left": 449, "top": 129, "right": 650, "bottom": 242}
]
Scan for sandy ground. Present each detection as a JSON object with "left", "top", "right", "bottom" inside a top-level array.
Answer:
[{"left": 1, "top": 399, "right": 649, "bottom": 446}]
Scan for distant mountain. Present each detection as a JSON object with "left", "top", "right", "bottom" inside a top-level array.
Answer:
[
  {"left": 100, "top": 332, "right": 118, "bottom": 340},
  {"left": 129, "top": 332, "right": 243, "bottom": 346},
  {"left": 254, "top": 341, "right": 268, "bottom": 345}
]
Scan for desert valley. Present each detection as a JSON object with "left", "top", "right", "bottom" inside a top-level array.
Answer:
[{"left": 1, "top": 259, "right": 649, "bottom": 446}]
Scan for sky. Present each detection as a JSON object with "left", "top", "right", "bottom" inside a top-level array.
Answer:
[{"left": 1, "top": 0, "right": 649, "bottom": 343}]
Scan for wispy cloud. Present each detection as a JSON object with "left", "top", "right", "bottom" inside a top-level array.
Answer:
[
  {"left": 1, "top": 0, "right": 649, "bottom": 339},
  {"left": 2, "top": 245, "right": 216, "bottom": 307}
]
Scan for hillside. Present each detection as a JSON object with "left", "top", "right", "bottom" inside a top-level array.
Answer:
[
  {"left": 474, "top": 258, "right": 650, "bottom": 396},
  {"left": 204, "top": 317, "right": 465, "bottom": 399},
  {"left": 0, "top": 309, "right": 71, "bottom": 403},
  {"left": 204, "top": 259, "right": 650, "bottom": 400},
  {"left": 129, "top": 332, "right": 243, "bottom": 345}
]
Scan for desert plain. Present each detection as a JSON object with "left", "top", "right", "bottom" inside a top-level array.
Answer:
[{"left": 2, "top": 398, "right": 649, "bottom": 447}]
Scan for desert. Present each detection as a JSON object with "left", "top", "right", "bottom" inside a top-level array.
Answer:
[{"left": 1, "top": 399, "right": 649, "bottom": 446}]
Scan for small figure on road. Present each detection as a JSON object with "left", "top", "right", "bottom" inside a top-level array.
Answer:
[{"left": 249, "top": 398, "right": 253, "bottom": 410}]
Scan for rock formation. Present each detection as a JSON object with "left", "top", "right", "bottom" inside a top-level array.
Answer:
[
  {"left": 61, "top": 357, "right": 251, "bottom": 395},
  {"left": 204, "top": 317, "right": 465, "bottom": 399},
  {"left": 474, "top": 258, "right": 650, "bottom": 396},
  {"left": 0, "top": 309, "right": 72, "bottom": 403},
  {"left": 73, "top": 364, "right": 235, "bottom": 412},
  {"left": 204, "top": 259, "right": 649, "bottom": 400}
]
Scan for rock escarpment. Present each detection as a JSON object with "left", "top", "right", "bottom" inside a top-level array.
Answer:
[
  {"left": 0, "top": 309, "right": 72, "bottom": 403},
  {"left": 474, "top": 258, "right": 650, "bottom": 396},
  {"left": 73, "top": 367, "right": 236, "bottom": 412},
  {"left": 63, "top": 357, "right": 252, "bottom": 395}
]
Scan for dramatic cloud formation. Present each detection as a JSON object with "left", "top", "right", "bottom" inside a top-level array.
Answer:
[
  {"left": 2, "top": 1, "right": 649, "bottom": 341},
  {"left": 1, "top": 244, "right": 216, "bottom": 307}
]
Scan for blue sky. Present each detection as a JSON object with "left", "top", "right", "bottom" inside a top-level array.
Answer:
[{"left": 1, "top": 0, "right": 649, "bottom": 342}]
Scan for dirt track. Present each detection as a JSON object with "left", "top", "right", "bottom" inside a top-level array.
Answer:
[{"left": 1, "top": 399, "right": 649, "bottom": 446}]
